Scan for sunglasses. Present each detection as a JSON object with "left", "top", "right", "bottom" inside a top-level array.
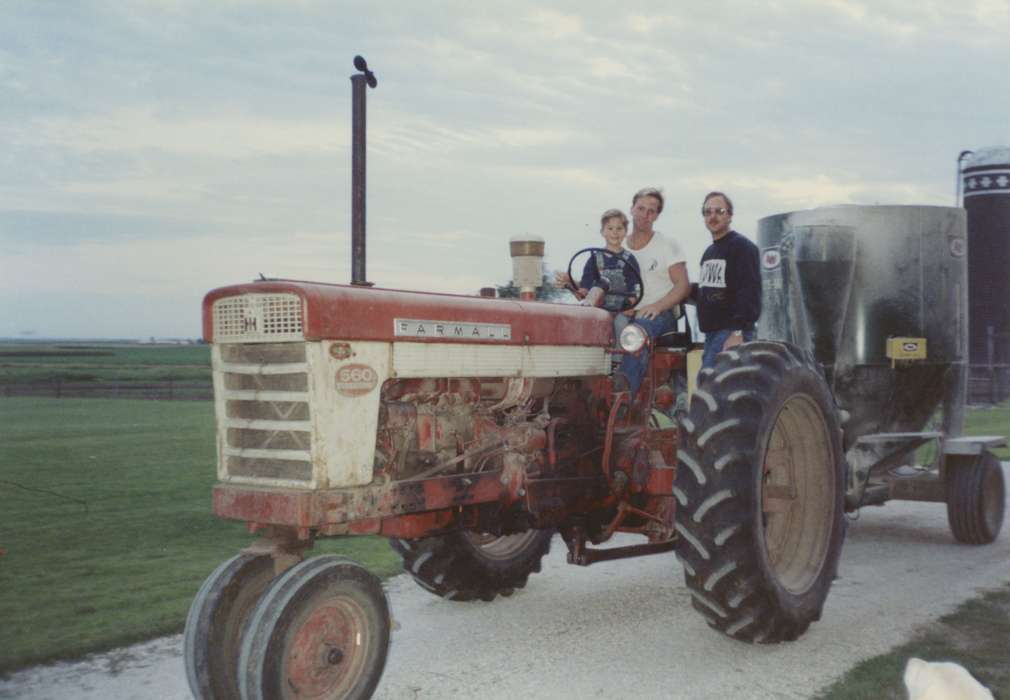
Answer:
[{"left": 702, "top": 207, "right": 729, "bottom": 216}]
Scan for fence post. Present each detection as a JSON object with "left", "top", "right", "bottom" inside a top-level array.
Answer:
[
  {"left": 999, "top": 330, "right": 1010, "bottom": 404},
  {"left": 987, "top": 326, "right": 995, "bottom": 404}
]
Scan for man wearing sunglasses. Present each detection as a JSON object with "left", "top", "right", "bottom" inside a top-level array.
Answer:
[{"left": 697, "top": 191, "right": 762, "bottom": 368}]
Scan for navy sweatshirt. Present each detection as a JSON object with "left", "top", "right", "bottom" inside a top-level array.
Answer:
[{"left": 697, "top": 230, "right": 762, "bottom": 333}]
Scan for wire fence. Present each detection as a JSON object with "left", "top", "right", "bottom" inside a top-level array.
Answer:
[
  {"left": 0, "top": 380, "right": 213, "bottom": 401},
  {"left": 969, "top": 327, "right": 1010, "bottom": 405},
  {"left": 969, "top": 369, "right": 1010, "bottom": 405}
]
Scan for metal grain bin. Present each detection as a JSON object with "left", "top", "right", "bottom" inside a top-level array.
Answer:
[
  {"left": 758, "top": 205, "right": 967, "bottom": 447},
  {"left": 962, "top": 147, "right": 1010, "bottom": 369}
]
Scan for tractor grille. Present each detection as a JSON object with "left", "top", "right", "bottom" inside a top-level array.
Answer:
[
  {"left": 213, "top": 293, "right": 304, "bottom": 343},
  {"left": 217, "top": 343, "right": 313, "bottom": 484}
]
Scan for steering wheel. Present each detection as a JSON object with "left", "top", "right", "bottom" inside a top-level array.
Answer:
[{"left": 565, "top": 247, "right": 645, "bottom": 312}]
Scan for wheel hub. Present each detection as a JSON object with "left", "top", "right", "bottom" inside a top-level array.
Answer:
[
  {"left": 760, "top": 395, "right": 835, "bottom": 594},
  {"left": 285, "top": 599, "right": 368, "bottom": 699}
]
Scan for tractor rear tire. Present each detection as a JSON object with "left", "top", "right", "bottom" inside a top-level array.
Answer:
[
  {"left": 674, "top": 341, "right": 846, "bottom": 643},
  {"left": 391, "top": 529, "right": 552, "bottom": 602},
  {"left": 946, "top": 451, "right": 1005, "bottom": 544},
  {"left": 184, "top": 554, "right": 276, "bottom": 700}
]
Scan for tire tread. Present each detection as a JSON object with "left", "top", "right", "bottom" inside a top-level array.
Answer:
[{"left": 674, "top": 341, "right": 845, "bottom": 644}]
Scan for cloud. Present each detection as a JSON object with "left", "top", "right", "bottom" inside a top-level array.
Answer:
[
  {"left": 20, "top": 108, "right": 347, "bottom": 158},
  {"left": 809, "top": 0, "right": 1008, "bottom": 45},
  {"left": 499, "top": 165, "right": 609, "bottom": 189},
  {"left": 589, "top": 58, "right": 633, "bottom": 80},
  {"left": 527, "top": 10, "right": 584, "bottom": 39},
  {"left": 682, "top": 172, "right": 941, "bottom": 212},
  {"left": 3, "top": 0, "right": 1009, "bottom": 338}
]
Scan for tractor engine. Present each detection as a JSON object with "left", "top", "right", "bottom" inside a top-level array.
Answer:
[
  {"left": 202, "top": 280, "right": 619, "bottom": 532},
  {"left": 374, "top": 376, "right": 556, "bottom": 481}
]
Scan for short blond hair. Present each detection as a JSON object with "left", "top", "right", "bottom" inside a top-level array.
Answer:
[
  {"left": 600, "top": 208, "right": 628, "bottom": 230},
  {"left": 632, "top": 187, "right": 665, "bottom": 214}
]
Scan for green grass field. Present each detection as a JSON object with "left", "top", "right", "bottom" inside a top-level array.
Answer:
[
  {"left": 1, "top": 340, "right": 1009, "bottom": 680},
  {"left": 0, "top": 397, "right": 400, "bottom": 673},
  {"left": 816, "top": 583, "right": 1010, "bottom": 699},
  {"left": 0, "top": 343, "right": 211, "bottom": 384}
]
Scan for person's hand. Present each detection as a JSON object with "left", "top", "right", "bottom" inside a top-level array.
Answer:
[
  {"left": 722, "top": 332, "right": 744, "bottom": 351},
  {"left": 553, "top": 271, "right": 573, "bottom": 289},
  {"left": 635, "top": 302, "right": 664, "bottom": 320}
]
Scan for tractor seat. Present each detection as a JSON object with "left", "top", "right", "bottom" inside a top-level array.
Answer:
[
  {"left": 654, "top": 305, "right": 694, "bottom": 349},
  {"left": 655, "top": 329, "right": 693, "bottom": 348}
]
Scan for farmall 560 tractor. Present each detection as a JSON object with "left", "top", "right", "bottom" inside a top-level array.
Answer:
[
  {"left": 184, "top": 207, "right": 1006, "bottom": 700},
  {"left": 183, "top": 60, "right": 1005, "bottom": 700},
  {"left": 186, "top": 233, "right": 847, "bottom": 700}
]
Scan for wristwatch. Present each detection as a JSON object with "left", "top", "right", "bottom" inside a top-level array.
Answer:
[{"left": 732, "top": 330, "right": 743, "bottom": 338}]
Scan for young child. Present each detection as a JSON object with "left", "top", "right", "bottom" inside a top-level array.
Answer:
[{"left": 572, "top": 209, "right": 642, "bottom": 336}]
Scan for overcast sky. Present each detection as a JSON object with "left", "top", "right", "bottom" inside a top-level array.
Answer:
[{"left": 2, "top": 0, "right": 1008, "bottom": 338}]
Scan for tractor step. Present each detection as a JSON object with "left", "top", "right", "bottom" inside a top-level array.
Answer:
[{"left": 566, "top": 539, "right": 677, "bottom": 566}]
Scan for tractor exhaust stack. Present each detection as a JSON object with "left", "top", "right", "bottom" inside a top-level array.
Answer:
[{"left": 351, "top": 55, "right": 377, "bottom": 286}]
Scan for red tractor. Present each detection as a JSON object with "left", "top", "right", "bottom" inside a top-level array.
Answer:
[{"left": 183, "top": 237, "right": 847, "bottom": 699}]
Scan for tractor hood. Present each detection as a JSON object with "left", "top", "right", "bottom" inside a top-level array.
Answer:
[{"left": 202, "top": 280, "right": 613, "bottom": 346}]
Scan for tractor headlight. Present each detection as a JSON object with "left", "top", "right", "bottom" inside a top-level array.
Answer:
[{"left": 619, "top": 323, "right": 648, "bottom": 354}]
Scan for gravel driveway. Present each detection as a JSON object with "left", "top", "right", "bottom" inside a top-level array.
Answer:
[{"left": 4, "top": 468, "right": 1010, "bottom": 700}]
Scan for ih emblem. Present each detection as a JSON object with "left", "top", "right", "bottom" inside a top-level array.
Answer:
[{"left": 241, "top": 296, "right": 263, "bottom": 333}]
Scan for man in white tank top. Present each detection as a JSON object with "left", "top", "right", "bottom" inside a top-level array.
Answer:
[{"left": 619, "top": 187, "right": 691, "bottom": 396}]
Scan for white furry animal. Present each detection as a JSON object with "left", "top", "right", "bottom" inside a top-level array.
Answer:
[{"left": 903, "top": 657, "right": 994, "bottom": 700}]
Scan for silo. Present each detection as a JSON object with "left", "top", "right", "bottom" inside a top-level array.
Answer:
[{"left": 962, "top": 147, "right": 1010, "bottom": 382}]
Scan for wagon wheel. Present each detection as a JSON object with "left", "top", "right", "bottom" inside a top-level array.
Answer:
[
  {"left": 239, "top": 556, "right": 390, "bottom": 700},
  {"left": 184, "top": 554, "right": 276, "bottom": 699},
  {"left": 946, "top": 451, "right": 1006, "bottom": 544}
]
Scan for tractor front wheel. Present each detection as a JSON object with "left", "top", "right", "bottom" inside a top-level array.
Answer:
[
  {"left": 674, "top": 341, "right": 846, "bottom": 643},
  {"left": 184, "top": 554, "right": 276, "bottom": 700},
  {"left": 238, "top": 556, "right": 390, "bottom": 700},
  {"left": 391, "top": 529, "right": 553, "bottom": 602},
  {"left": 946, "top": 451, "right": 1005, "bottom": 544}
]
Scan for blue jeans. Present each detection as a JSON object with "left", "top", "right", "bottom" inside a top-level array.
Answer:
[
  {"left": 618, "top": 309, "right": 679, "bottom": 396},
  {"left": 612, "top": 312, "right": 632, "bottom": 339},
  {"left": 702, "top": 328, "right": 756, "bottom": 368}
]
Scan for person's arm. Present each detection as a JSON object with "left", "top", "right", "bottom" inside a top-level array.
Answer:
[
  {"left": 553, "top": 270, "right": 573, "bottom": 289},
  {"left": 635, "top": 262, "right": 690, "bottom": 320},
  {"left": 722, "top": 239, "right": 762, "bottom": 350},
  {"left": 553, "top": 271, "right": 590, "bottom": 300},
  {"left": 730, "top": 240, "right": 762, "bottom": 328},
  {"left": 581, "top": 287, "right": 605, "bottom": 307},
  {"left": 621, "top": 255, "right": 642, "bottom": 314}
]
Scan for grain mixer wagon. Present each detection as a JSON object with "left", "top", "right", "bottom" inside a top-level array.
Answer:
[{"left": 758, "top": 204, "right": 1006, "bottom": 542}]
